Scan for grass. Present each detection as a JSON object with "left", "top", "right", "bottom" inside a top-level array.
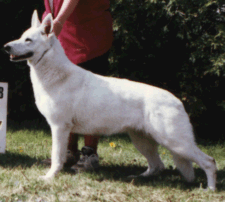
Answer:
[{"left": 0, "top": 119, "right": 225, "bottom": 202}]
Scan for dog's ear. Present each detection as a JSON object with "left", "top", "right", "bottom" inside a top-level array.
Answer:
[
  {"left": 31, "top": 10, "right": 41, "bottom": 28},
  {"left": 41, "top": 13, "right": 53, "bottom": 36}
]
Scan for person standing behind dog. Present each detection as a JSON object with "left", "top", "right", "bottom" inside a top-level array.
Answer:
[{"left": 42, "top": 0, "right": 113, "bottom": 169}]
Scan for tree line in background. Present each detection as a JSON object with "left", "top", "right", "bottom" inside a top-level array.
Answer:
[{"left": 0, "top": 0, "right": 225, "bottom": 140}]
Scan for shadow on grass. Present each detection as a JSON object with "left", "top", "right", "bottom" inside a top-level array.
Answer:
[
  {"left": 64, "top": 165, "right": 225, "bottom": 191},
  {"left": 1, "top": 151, "right": 225, "bottom": 191},
  {"left": 0, "top": 151, "right": 38, "bottom": 169},
  {"left": 94, "top": 166, "right": 206, "bottom": 190}
]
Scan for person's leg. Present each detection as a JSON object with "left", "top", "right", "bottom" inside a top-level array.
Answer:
[
  {"left": 84, "top": 135, "right": 100, "bottom": 154},
  {"left": 67, "top": 134, "right": 99, "bottom": 155},
  {"left": 67, "top": 133, "right": 79, "bottom": 154}
]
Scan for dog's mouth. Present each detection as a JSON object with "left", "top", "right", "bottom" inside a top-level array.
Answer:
[{"left": 10, "top": 52, "right": 34, "bottom": 61}]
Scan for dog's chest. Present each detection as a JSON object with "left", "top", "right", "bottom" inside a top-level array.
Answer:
[
  {"left": 33, "top": 86, "right": 52, "bottom": 113},
  {"left": 30, "top": 73, "right": 53, "bottom": 115}
]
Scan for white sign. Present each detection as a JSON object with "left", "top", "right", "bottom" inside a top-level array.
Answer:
[{"left": 0, "top": 82, "right": 8, "bottom": 153}]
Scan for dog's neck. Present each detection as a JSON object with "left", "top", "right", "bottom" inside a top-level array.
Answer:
[{"left": 28, "top": 37, "right": 85, "bottom": 92}]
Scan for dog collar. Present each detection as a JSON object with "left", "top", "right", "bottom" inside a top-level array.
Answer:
[{"left": 36, "top": 49, "right": 50, "bottom": 65}]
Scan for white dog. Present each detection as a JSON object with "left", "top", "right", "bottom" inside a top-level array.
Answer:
[{"left": 4, "top": 10, "right": 217, "bottom": 190}]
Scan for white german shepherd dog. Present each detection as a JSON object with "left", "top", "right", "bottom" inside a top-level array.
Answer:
[{"left": 4, "top": 10, "right": 217, "bottom": 190}]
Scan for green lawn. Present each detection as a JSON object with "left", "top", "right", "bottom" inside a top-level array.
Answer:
[{"left": 0, "top": 119, "right": 225, "bottom": 202}]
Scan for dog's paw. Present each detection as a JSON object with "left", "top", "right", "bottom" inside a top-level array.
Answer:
[
  {"left": 38, "top": 174, "right": 54, "bottom": 181},
  {"left": 205, "top": 186, "right": 216, "bottom": 192}
]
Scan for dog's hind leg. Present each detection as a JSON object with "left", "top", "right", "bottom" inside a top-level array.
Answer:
[
  {"left": 40, "top": 124, "right": 71, "bottom": 180},
  {"left": 191, "top": 147, "right": 217, "bottom": 190},
  {"left": 147, "top": 105, "right": 217, "bottom": 190},
  {"left": 128, "top": 131, "right": 165, "bottom": 177},
  {"left": 169, "top": 144, "right": 217, "bottom": 190},
  {"left": 154, "top": 119, "right": 217, "bottom": 190},
  {"left": 172, "top": 153, "right": 195, "bottom": 182}
]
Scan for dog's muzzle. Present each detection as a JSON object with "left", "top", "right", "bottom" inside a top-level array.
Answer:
[
  {"left": 4, "top": 44, "right": 34, "bottom": 61},
  {"left": 4, "top": 45, "right": 11, "bottom": 53}
]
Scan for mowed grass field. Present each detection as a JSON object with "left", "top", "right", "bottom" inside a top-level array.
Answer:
[{"left": 0, "top": 119, "right": 225, "bottom": 202}]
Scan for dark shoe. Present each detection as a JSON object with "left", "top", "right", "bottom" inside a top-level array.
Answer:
[
  {"left": 71, "top": 146, "right": 99, "bottom": 172},
  {"left": 41, "top": 150, "right": 80, "bottom": 167}
]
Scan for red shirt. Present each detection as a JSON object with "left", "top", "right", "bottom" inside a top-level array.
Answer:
[{"left": 43, "top": 0, "right": 113, "bottom": 64}]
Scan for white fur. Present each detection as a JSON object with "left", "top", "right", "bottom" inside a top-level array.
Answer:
[{"left": 4, "top": 10, "right": 217, "bottom": 190}]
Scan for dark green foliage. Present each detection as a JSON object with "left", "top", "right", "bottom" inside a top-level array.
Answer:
[
  {"left": 109, "top": 0, "right": 225, "bottom": 140},
  {"left": 0, "top": 0, "right": 225, "bottom": 139}
]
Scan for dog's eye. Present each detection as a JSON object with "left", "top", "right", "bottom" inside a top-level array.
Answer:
[{"left": 25, "top": 38, "right": 32, "bottom": 42}]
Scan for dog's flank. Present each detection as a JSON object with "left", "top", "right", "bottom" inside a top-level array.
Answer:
[{"left": 4, "top": 10, "right": 217, "bottom": 191}]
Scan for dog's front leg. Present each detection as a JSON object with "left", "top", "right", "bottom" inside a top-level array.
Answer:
[{"left": 39, "top": 124, "right": 71, "bottom": 180}]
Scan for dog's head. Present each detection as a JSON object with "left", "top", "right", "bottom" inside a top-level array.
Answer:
[{"left": 4, "top": 10, "right": 55, "bottom": 63}]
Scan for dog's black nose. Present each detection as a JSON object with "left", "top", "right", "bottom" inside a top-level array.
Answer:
[{"left": 4, "top": 45, "right": 11, "bottom": 53}]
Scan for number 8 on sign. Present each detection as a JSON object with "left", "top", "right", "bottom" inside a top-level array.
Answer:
[
  {"left": 0, "top": 87, "right": 4, "bottom": 99},
  {"left": 0, "top": 83, "right": 8, "bottom": 153}
]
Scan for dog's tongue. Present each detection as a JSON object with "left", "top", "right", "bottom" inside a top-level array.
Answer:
[{"left": 10, "top": 54, "right": 17, "bottom": 59}]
